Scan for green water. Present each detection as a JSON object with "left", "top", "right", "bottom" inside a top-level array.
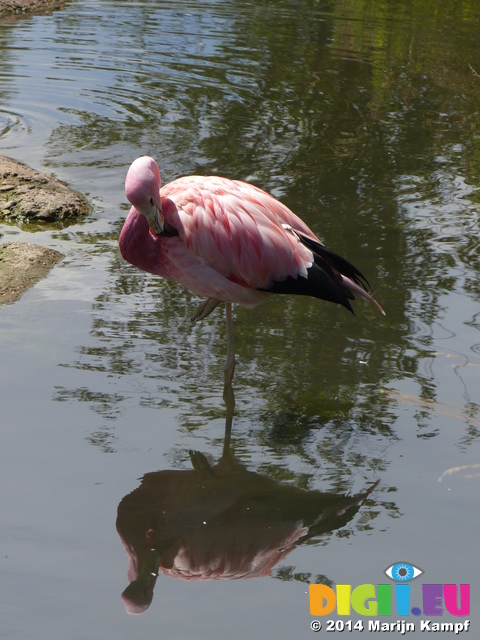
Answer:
[{"left": 1, "top": 0, "right": 479, "bottom": 637}]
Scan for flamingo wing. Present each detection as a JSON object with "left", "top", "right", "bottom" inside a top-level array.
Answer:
[
  {"left": 160, "top": 176, "right": 377, "bottom": 313},
  {"left": 161, "top": 177, "right": 313, "bottom": 288}
]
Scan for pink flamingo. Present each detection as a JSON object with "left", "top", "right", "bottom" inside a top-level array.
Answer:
[{"left": 120, "top": 156, "right": 384, "bottom": 384}]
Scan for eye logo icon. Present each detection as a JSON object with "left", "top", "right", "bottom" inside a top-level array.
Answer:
[
  {"left": 384, "top": 562, "right": 424, "bottom": 582},
  {"left": 309, "top": 561, "right": 470, "bottom": 618}
]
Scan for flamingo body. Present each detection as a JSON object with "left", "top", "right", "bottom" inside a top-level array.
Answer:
[{"left": 120, "top": 156, "right": 383, "bottom": 316}]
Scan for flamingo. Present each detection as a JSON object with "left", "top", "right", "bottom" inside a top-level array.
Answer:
[{"left": 120, "top": 156, "right": 384, "bottom": 384}]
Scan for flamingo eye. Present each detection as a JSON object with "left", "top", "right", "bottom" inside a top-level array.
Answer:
[{"left": 149, "top": 197, "right": 154, "bottom": 207}]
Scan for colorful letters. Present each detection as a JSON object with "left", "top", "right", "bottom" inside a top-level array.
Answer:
[{"left": 309, "top": 582, "right": 470, "bottom": 617}]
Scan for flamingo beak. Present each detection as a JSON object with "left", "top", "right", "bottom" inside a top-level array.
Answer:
[{"left": 146, "top": 204, "right": 164, "bottom": 235}]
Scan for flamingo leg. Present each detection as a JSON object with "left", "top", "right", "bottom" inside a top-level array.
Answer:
[
  {"left": 222, "top": 382, "right": 235, "bottom": 457},
  {"left": 191, "top": 297, "right": 221, "bottom": 321},
  {"left": 224, "top": 302, "right": 236, "bottom": 386}
]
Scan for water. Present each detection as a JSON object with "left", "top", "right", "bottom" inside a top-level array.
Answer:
[{"left": 1, "top": 0, "right": 479, "bottom": 637}]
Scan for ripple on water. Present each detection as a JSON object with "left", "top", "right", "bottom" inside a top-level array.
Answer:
[
  {"left": 0, "top": 108, "right": 30, "bottom": 141},
  {"left": 0, "top": 0, "right": 266, "bottom": 172}
]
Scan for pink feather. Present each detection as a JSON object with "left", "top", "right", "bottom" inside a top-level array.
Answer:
[{"left": 120, "top": 156, "right": 384, "bottom": 316}]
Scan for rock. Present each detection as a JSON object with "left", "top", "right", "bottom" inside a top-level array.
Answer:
[
  {"left": 0, "top": 155, "right": 91, "bottom": 226},
  {"left": 0, "top": 0, "right": 69, "bottom": 21},
  {"left": 0, "top": 241, "right": 63, "bottom": 305}
]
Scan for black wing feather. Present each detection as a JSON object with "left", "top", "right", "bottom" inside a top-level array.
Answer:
[{"left": 257, "top": 228, "right": 371, "bottom": 314}]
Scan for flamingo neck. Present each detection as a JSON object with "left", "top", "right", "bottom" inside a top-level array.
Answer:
[{"left": 119, "top": 209, "right": 166, "bottom": 274}]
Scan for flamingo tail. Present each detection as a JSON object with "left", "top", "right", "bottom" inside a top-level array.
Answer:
[{"left": 259, "top": 229, "right": 385, "bottom": 315}]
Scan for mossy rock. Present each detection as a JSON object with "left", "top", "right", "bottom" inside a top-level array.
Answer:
[
  {"left": 0, "top": 155, "right": 90, "bottom": 227},
  {"left": 0, "top": 241, "right": 63, "bottom": 304},
  {"left": 0, "top": 0, "right": 69, "bottom": 22}
]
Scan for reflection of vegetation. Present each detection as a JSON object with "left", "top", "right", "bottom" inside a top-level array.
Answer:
[
  {"left": 87, "top": 428, "right": 117, "bottom": 455},
  {"left": 272, "top": 567, "right": 334, "bottom": 586},
  {"left": 44, "top": 0, "right": 480, "bottom": 461}
]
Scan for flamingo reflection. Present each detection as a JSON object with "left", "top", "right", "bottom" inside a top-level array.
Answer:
[{"left": 116, "top": 388, "right": 379, "bottom": 614}]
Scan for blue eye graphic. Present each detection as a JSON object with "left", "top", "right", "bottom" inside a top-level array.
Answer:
[{"left": 384, "top": 562, "right": 424, "bottom": 582}]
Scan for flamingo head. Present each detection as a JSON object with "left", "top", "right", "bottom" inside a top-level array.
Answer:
[{"left": 125, "top": 156, "right": 164, "bottom": 235}]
